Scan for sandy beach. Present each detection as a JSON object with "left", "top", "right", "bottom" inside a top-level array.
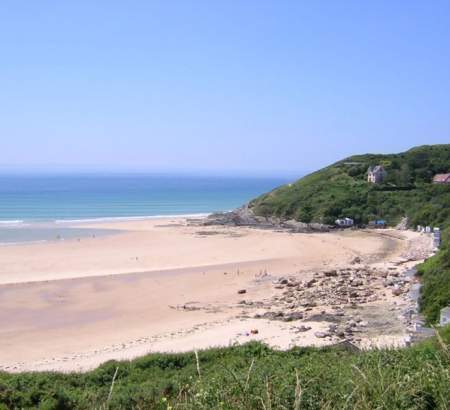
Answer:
[{"left": 0, "top": 217, "right": 434, "bottom": 372}]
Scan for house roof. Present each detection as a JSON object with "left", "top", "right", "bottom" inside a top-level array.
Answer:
[
  {"left": 433, "top": 173, "right": 450, "bottom": 182},
  {"left": 368, "top": 165, "right": 384, "bottom": 174}
]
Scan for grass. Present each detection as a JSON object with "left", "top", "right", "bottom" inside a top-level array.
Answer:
[
  {"left": 0, "top": 326, "right": 449, "bottom": 409},
  {"left": 417, "top": 227, "right": 450, "bottom": 323}
]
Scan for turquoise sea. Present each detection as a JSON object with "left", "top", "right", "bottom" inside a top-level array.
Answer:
[{"left": 0, "top": 174, "right": 290, "bottom": 243}]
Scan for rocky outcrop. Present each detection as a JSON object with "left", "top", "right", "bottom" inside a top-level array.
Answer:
[
  {"left": 395, "top": 217, "right": 409, "bottom": 230},
  {"left": 199, "top": 206, "right": 330, "bottom": 232},
  {"left": 202, "top": 206, "right": 265, "bottom": 227}
]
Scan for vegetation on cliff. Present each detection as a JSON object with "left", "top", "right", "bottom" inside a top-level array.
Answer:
[
  {"left": 0, "top": 327, "right": 449, "bottom": 409},
  {"left": 417, "top": 228, "right": 450, "bottom": 323},
  {"left": 250, "top": 144, "right": 450, "bottom": 323}
]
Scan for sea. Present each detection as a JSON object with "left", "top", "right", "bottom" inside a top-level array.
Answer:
[{"left": 0, "top": 174, "right": 290, "bottom": 244}]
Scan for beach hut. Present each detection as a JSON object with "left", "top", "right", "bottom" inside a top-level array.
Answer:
[
  {"left": 433, "top": 228, "right": 441, "bottom": 247},
  {"left": 335, "top": 218, "right": 354, "bottom": 227},
  {"left": 369, "top": 220, "right": 386, "bottom": 229}
]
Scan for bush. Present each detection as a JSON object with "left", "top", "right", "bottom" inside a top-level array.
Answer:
[{"left": 0, "top": 329, "right": 449, "bottom": 409}]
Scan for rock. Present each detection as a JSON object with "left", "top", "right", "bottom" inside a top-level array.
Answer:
[
  {"left": 383, "top": 279, "right": 395, "bottom": 287},
  {"left": 203, "top": 207, "right": 330, "bottom": 232},
  {"left": 237, "top": 289, "right": 247, "bottom": 294},
  {"left": 205, "top": 206, "right": 260, "bottom": 226},
  {"left": 278, "top": 278, "right": 288, "bottom": 285},
  {"left": 293, "top": 325, "right": 311, "bottom": 333},
  {"left": 283, "top": 312, "right": 304, "bottom": 321},
  {"left": 314, "top": 331, "right": 330, "bottom": 338},
  {"left": 390, "top": 271, "right": 400, "bottom": 277},
  {"left": 395, "top": 217, "right": 408, "bottom": 230},
  {"left": 344, "top": 326, "right": 354, "bottom": 334},
  {"left": 305, "top": 279, "right": 317, "bottom": 288},
  {"left": 328, "top": 324, "right": 338, "bottom": 332},
  {"left": 392, "top": 288, "right": 403, "bottom": 296},
  {"left": 281, "top": 219, "right": 309, "bottom": 232},
  {"left": 351, "top": 256, "right": 362, "bottom": 264},
  {"left": 324, "top": 270, "right": 338, "bottom": 277}
]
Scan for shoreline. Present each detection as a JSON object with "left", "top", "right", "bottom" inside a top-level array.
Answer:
[
  {"left": 0, "top": 214, "right": 212, "bottom": 246},
  {"left": 0, "top": 218, "right": 435, "bottom": 373},
  {"left": 0, "top": 213, "right": 212, "bottom": 226}
]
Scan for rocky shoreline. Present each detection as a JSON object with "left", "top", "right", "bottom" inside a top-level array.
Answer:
[
  {"left": 192, "top": 206, "right": 331, "bottom": 233},
  {"left": 178, "top": 226, "right": 436, "bottom": 349},
  {"left": 198, "top": 207, "right": 436, "bottom": 347},
  {"left": 237, "top": 233, "right": 435, "bottom": 348}
]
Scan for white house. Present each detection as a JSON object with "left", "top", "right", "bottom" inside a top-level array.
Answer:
[
  {"left": 367, "top": 165, "right": 386, "bottom": 183},
  {"left": 335, "top": 217, "right": 354, "bottom": 227}
]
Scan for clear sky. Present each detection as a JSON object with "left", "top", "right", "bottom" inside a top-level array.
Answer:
[{"left": 1, "top": 1, "right": 449, "bottom": 176}]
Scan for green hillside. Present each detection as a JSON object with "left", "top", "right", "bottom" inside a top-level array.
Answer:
[
  {"left": 251, "top": 144, "right": 450, "bottom": 323},
  {"left": 250, "top": 144, "right": 450, "bottom": 227}
]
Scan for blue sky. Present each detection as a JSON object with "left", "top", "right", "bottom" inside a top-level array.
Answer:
[{"left": 1, "top": 1, "right": 449, "bottom": 176}]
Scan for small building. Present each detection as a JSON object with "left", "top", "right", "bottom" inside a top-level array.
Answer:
[
  {"left": 433, "top": 227, "right": 441, "bottom": 247},
  {"left": 335, "top": 217, "right": 354, "bottom": 227},
  {"left": 367, "top": 165, "right": 387, "bottom": 183},
  {"left": 432, "top": 173, "right": 450, "bottom": 184},
  {"left": 369, "top": 219, "right": 386, "bottom": 228},
  {"left": 440, "top": 306, "right": 450, "bottom": 327}
]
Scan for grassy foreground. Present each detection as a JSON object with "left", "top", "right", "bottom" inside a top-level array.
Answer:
[{"left": 0, "top": 327, "right": 449, "bottom": 409}]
